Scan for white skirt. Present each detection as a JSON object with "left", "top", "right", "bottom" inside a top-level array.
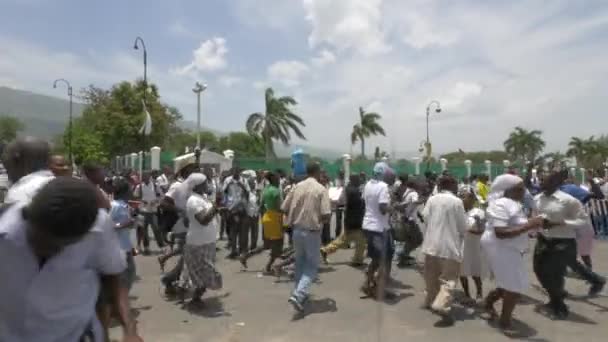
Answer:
[
  {"left": 461, "top": 233, "right": 489, "bottom": 278},
  {"left": 481, "top": 232, "right": 528, "bottom": 294}
]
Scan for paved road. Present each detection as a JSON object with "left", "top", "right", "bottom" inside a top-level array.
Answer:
[{"left": 111, "top": 238, "right": 608, "bottom": 342}]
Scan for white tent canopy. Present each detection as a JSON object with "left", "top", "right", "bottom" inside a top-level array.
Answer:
[{"left": 173, "top": 150, "right": 233, "bottom": 175}]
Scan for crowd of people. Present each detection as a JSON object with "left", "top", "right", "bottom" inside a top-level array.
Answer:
[{"left": 1, "top": 135, "right": 607, "bottom": 341}]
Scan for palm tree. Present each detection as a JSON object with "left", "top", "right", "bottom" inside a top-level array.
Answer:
[
  {"left": 350, "top": 107, "right": 385, "bottom": 158},
  {"left": 566, "top": 137, "right": 586, "bottom": 165},
  {"left": 246, "top": 88, "right": 306, "bottom": 161},
  {"left": 568, "top": 136, "right": 608, "bottom": 168},
  {"left": 503, "top": 126, "right": 545, "bottom": 164}
]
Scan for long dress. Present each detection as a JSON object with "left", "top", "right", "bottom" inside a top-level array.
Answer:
[
  {"left": 480, "top": 198, "right": 529, "bottom": 294},
  {"left": 461, "top": 207, "right": 489, "bottom": 278}
]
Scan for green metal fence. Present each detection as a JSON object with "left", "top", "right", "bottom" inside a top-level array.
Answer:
[{"left": 234, "top": 157, "right": 508, "bottom": 179}]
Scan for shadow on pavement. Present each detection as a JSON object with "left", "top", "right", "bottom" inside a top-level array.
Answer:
[
  {"left": 533, "top": 304, "right": 597, "bottom": 325},
  {"left": 485, "top": 317, "right": 546, "bottom": 341},
  {"left": 183, "top": 292, "right": 232, "bottom": 318},
  {"left": 292, "top": 297, "right": 338, "bottom": 321}
]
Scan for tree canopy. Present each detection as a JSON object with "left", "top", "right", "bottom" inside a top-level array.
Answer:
[
  {"left": 0, "top": 115, "right": 25, "bottom": 146},
  {"left": 503, "top": 126, "right": 545, "bottom": 163}
]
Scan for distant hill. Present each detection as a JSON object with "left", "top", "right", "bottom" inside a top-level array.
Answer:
[
  {"left": 0, "top": 86, "right": 347, "bottom": 159},
  {"left": 0, "top": 86, "right": 86, "bottom": 139}
]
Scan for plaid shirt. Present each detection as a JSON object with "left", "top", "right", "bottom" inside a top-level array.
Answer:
[{"left": 281, "top": 177, "right": 331, "bottom": 231}]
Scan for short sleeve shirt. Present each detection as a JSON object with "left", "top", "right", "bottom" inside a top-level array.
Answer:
[
  {"left": 0, "top": 205, "right": 126, "bottom": 342},
  {"left": 362, "top": 180, "right": 391, "bottom": 232},
  {"left": 262, "top": 185, "right": 281, "bottom": 211},
  {"left": 486, "top": 197, "right": 528, "bottom": 252},
  {"left": 186, "top": 194, "right": 218, "bottom": 246},
  {"left": 110, "top": 199, "right": 133, "bottom": 251}
]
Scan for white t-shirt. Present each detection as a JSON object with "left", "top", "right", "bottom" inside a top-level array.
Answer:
[
  {"left": 166, "top": 180, "right": 189, "bottom": 233},
  {"left": 362, "top": 179, "right": 391, "bottom": 232},
  {"left": 4, "top": 170, "right": 54, "bottom": 204},
  {"left": 186, "top": 194, "right": 218, "bottom": 246},
  {"left": 136, "top": 182, "right": 158, "bottom": 212}
]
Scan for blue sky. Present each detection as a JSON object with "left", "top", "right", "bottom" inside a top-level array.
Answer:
[{"left": 2, "top": 0, "right": 608, "bottom": 157}]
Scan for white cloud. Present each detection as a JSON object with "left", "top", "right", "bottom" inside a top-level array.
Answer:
[
  {"left": 218, "top": 75, "right": 242, "bottom": 88},
  {"left": 303, "top": 0, "right": 390, "bottom": 56},
  {"left": 173, "top": 38, "right": 228, "bottom": 76},
  {"left": 267, "top": 60, "right": 310, "bottom": 87},
  {"left": 311, "top": 49, "right": 336, "bottom": 67}
]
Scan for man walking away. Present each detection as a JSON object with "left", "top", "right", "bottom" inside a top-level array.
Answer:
[
  {"left": 361, "top": 162, "right": 395, "bottom": 299},
  {"left": 282, "top": 163, "right": 331, "bottom": 312},
  {"left": 421, "top": 176, "right": 467, "bottom": 326}
]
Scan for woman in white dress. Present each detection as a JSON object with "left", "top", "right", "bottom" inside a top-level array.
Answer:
[
  {"left": 480, "top": 174, "right": 544, "bottom": 330},
  {"left": 459, "top": 191, "right": 488, "bottom": 301}
]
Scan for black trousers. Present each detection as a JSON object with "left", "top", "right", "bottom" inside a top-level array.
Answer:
[
  {"left": 533, "top": 236, "right": 576, "bottom": 313},
  {"left": 567, "top": 248, "right": 604, "bottom": 285},
  {"left": 334, "top": 208, "right": 344, "bottom": 238},
  {"left": 137, "top": 212, "right": 165, "bottom": 248},
  {"left": 321, "top": 222, "right": 331, "bottom": 246},
  {"left": 228, "top": 212, "right": 249, "bottom": 256},
  {"left": 249, "top": 215, "right": 259, "bottom": 250}
]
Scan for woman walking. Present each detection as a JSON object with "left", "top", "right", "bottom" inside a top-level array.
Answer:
[
  {"left": 184, "top": 173, "right": 223, "bottom": 305},
  {"left": 480, "top": 174, "right": 544, "bottom": 331}
]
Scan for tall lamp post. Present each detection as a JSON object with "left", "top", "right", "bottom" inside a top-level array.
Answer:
[
  {"left": 53, "top": 78, "right": 73, "bottom": 166},
  {"left": 425, "top": 100, "right": 442, "bottom": 170},
  {"left": 192, "top": 82, "right": 208, "bottom": 165},
  {"left": 133, "top": 36, "right": 148, "bottom": 170}
]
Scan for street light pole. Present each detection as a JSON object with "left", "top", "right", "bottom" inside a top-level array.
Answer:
[
  {"left": 192, "top": 82, "right": 207, "bottom": 165},
  {"left": 53, "top": 78, "right": 73, "bottom": 166},
  {"left": 425, "top": 100, "right": 442, "bottom": 171},
  {"left": 133, "top": 36, "right": 148, "bottom": 170}
]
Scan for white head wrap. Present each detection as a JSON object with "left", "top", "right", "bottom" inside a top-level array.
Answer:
[
  {"left": 184, "top": 173, "right": 207, "bottom": 191},
  {"left": 488, "top": 174, "right": 523, "bottom": 204}
]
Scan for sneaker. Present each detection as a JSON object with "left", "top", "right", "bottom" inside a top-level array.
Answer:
[
  {"left": 589, "top": 279, "right": 606, "bottom": 297},
  {"left": 288, "top": 296, "right": 304, "bottom": 312},
  {"left": 239, "top": 255, "right": 248, "bottom": 269},
  {"left": 320, "top": 250, "right": 328, "bottom": 265}
]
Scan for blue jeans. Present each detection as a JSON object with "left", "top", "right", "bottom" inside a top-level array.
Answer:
[{"left": 292, "top": 226, "right": 321, "bottom": 303}]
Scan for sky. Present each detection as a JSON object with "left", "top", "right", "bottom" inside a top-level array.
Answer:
[{"left": 1, "top": 0, "right": 608, "bottom": 157}]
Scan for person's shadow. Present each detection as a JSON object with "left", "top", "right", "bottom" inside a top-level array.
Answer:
[
  {"left": 486, "top": 318, "right": 547, "bottom": 341},
  {"left": 183, "top": 292, "right": 232, "bottom": 318},
  {"left": 292, "top": 297, "right": 338, "bottom": 321}
]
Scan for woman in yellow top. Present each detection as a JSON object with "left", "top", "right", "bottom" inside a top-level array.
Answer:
[
  {"left": 240, "top": 172, "right": 284, "bottom": 273},
  {"left": 477, "top": 174, "right": 490, "bottom": 206}
]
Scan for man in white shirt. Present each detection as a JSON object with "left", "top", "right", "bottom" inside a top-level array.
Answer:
[
  {"left": 534, "top": 171, "right": 604, "bottom": 319},
  {"left": 361, "top": 162, "right": 395, "bottom": 298},
  {"left": 2, "top": 137, "right": 54, "bottom": 204},
  {"left": 0, "top": 177, "right": 141, "bottom": 342},
  {"left": 421, "top": 176, "right": 467, "bottom": 325},
  {"left": 134, "top": 171, "right": 163, "bottom": 253}
]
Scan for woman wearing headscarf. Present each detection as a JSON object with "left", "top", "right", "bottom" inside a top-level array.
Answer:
[
  {"left": 480, "top": 174, "right": 544, "bottom": 330},
  {"left": 183, "top": 173, "right": 222, "bottom": 305}
]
